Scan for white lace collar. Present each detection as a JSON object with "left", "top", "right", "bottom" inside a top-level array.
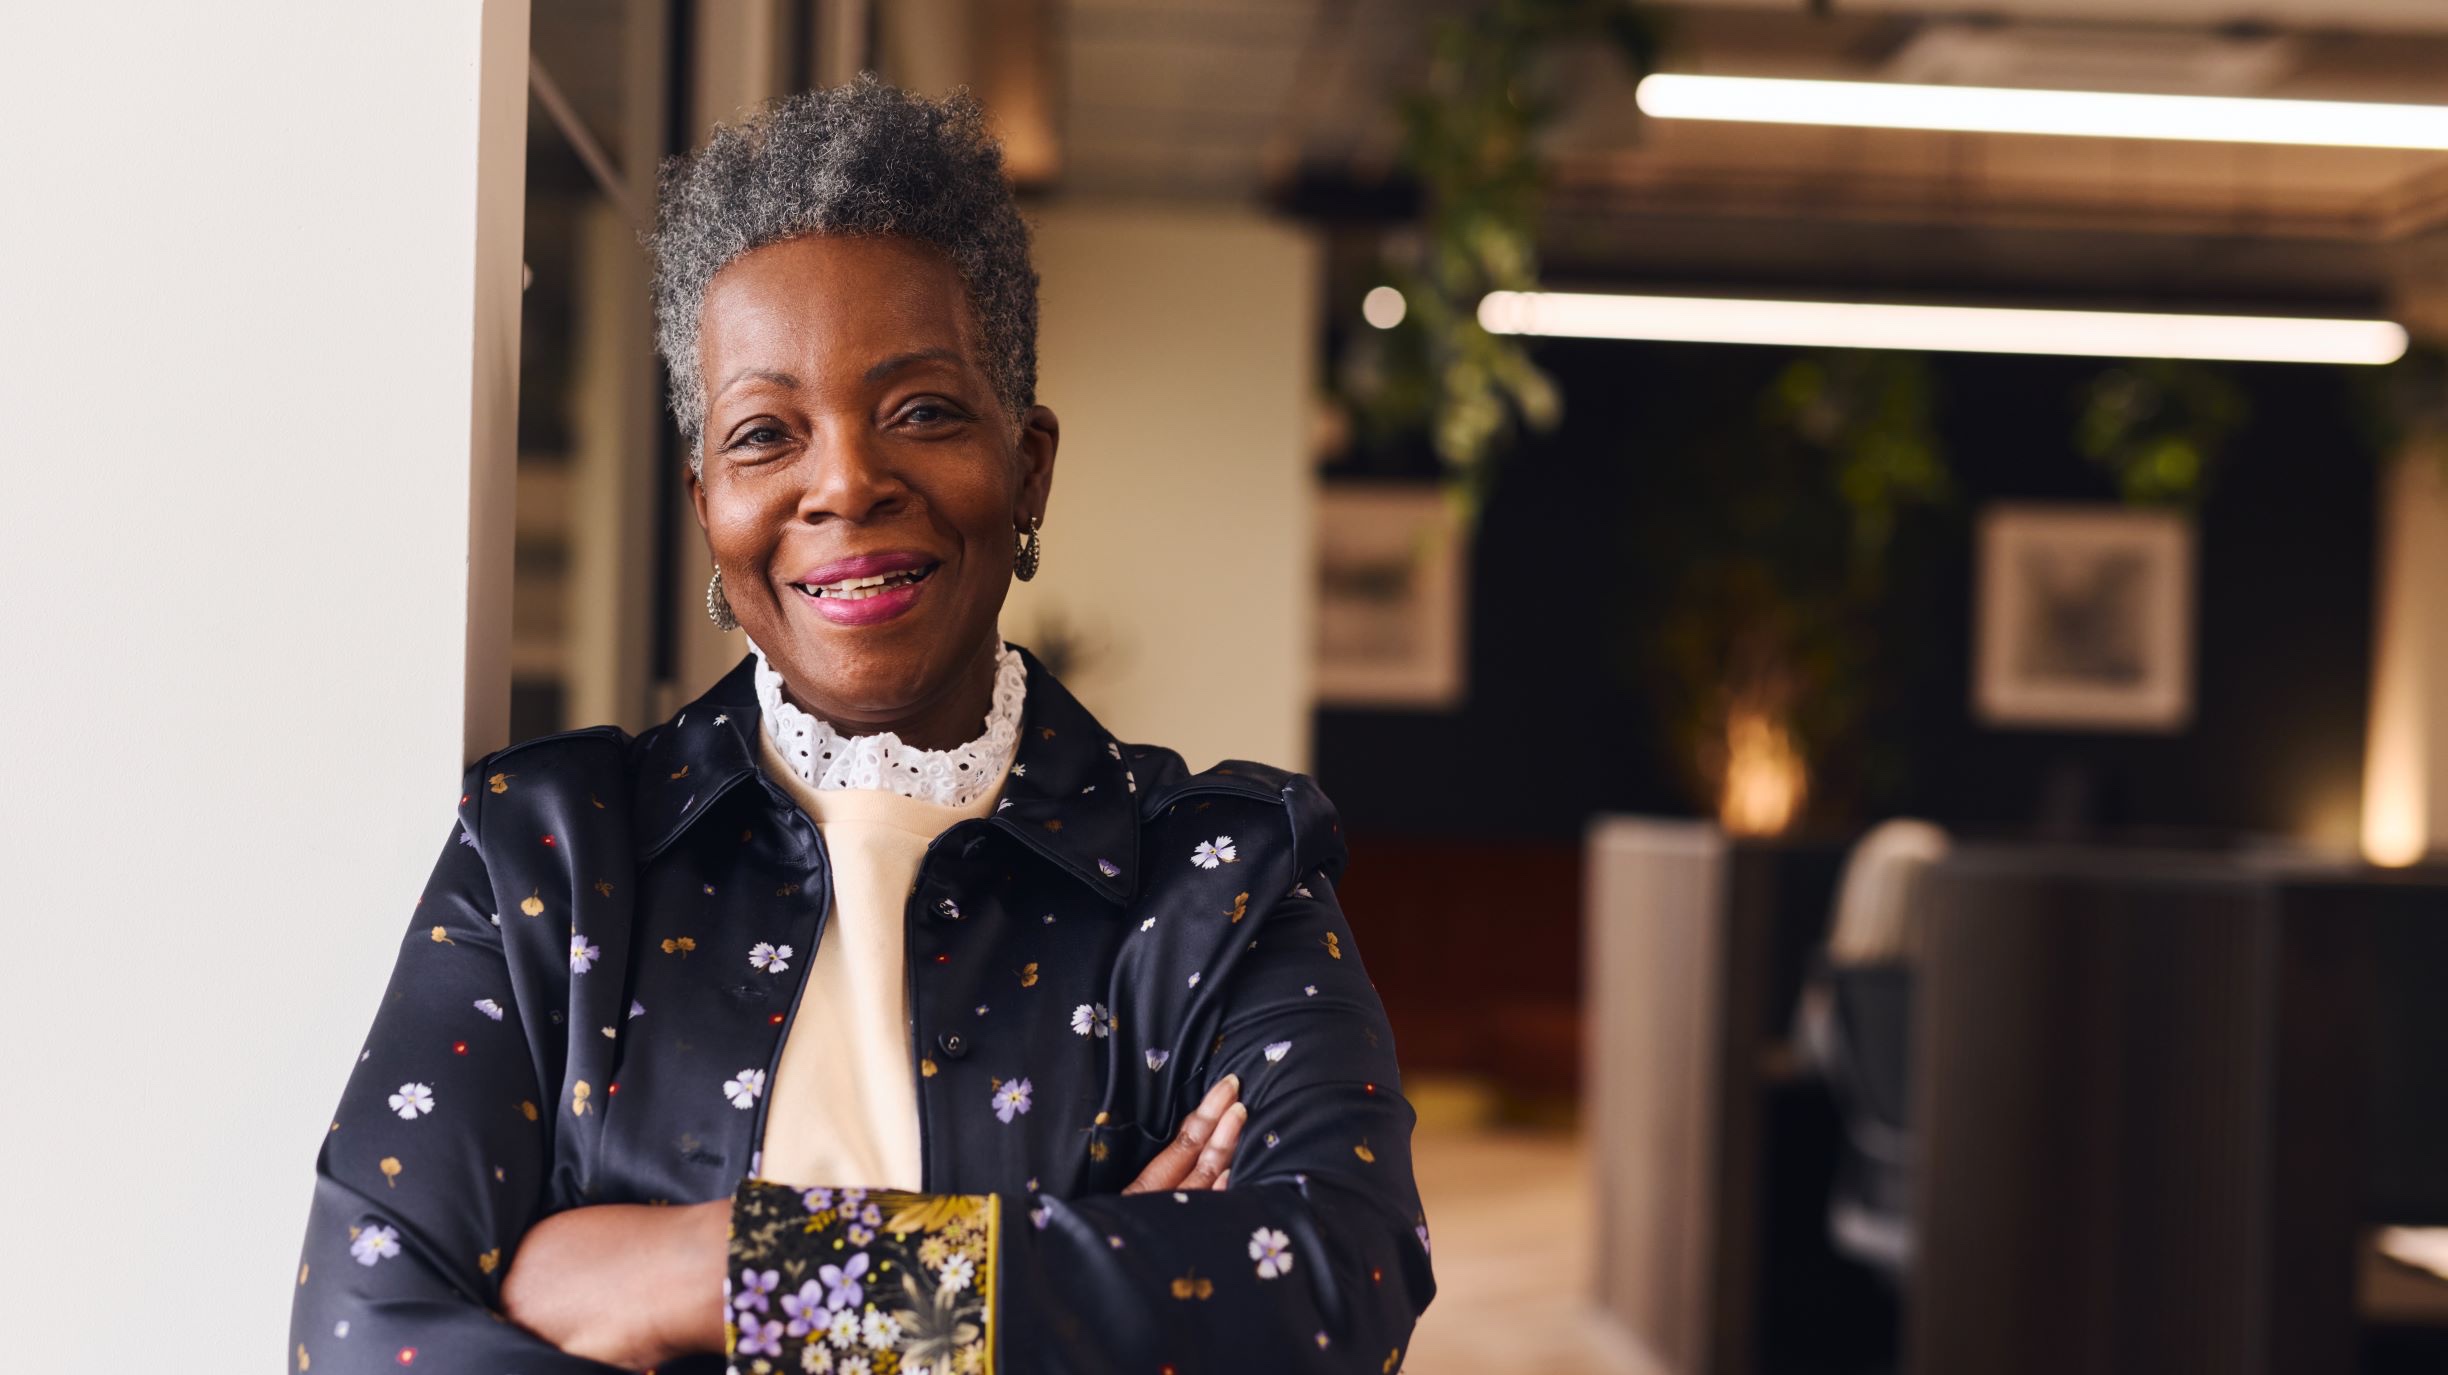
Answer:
[{"left": 749, "top": 638, "right": 1026, "bottom": 808}]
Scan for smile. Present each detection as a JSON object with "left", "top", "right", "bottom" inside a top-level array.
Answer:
[
  {"left": 789, "top": 557, "right": 943, "bottom": 627},
  {"left": 796, "top": 564, "right": 939, "bottom": 600}
]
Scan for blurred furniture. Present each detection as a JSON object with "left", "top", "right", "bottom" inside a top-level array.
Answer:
[
  {"left": 1813, "top": 963, "right": 1916, "bottom": 1281},
  {"left": 1908, "top": 849, "right": 2363, "bottom": 1373},
  {"left": 1798, "top": 820, "right": 1950, "bottom": 1283},
  {"left": 1585, "top": 818, "right": 1874, "bottom": 1375},
  {"left": 1588, "top": 820, "right": 2448, "bottom": 1375}
]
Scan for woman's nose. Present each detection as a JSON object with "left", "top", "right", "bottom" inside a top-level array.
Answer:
[{"left": 796, "top": 427, "right": 907, "bottom": 523}]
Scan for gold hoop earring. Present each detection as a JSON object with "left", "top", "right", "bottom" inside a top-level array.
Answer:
[
  {"left": 1013, "top": 516, "right": 1043, "bottom": 582},
  {"left": 706, "top": 565, "right": 739, "bottom": 630}
]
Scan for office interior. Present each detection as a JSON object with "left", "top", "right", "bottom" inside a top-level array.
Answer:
[
  {"left": 503, "top": 4, "right": 2448, "bottom": 1368},
  {"left": 33, "top": 0, "right": 2448, "bottom": 1369}
]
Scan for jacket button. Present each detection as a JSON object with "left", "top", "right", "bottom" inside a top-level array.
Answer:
[{"left": 937, "top": 1032, "right": 969, "bottom": 1059}]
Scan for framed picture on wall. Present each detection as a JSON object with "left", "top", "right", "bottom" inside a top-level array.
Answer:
[
  {"left": 1974, "top": 503, "right": 2195, "bottom": 732},
  {"left": 1315, "top": 483, "right": 1470, "bottom": 709}
]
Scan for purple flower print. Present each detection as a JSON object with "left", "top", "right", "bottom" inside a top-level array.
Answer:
[
  {"left": 1249, "top": 1226, "right": 1295, "bottom": 1279},
  {"left": 820, "top": 1251, "right": 869, "bottom": 1310},
  {"left": 993, "top": 1077, "right": 1034, "bottom": 1122},
  {"left": 781, "top": 1280, "right": 827, "bottom": 1336},
  {"left": 736, "top": 1315, "right": 784, "bottom": 1358},
  {"left": 349, "top": 1224, "right": 400, "bottom": 1267},
  {"left": 733, "top": 1267, "right": 779, "bottom": 1313},
  {"left": 801, "top": 1186, "right": 834, "bottom": 1212}
]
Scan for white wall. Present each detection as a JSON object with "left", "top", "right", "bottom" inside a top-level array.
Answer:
[
  {"left": 0, "top": 2, "right": 526, "bottom": 1363},
  {"left": 1009, "top": 205, "right": 1321, "bottom": 773}
]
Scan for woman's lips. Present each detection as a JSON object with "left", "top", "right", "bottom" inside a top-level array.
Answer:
[
  {"left": 791, "top": 562, "right": 939, "bottom": 626},
  {"left": 794, "top": 550, "right": 937, "bottom": 585}
]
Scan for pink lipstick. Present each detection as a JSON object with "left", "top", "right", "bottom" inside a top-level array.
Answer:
[{"left": 789, "top": 550, "right": 942, "bottom": 627}]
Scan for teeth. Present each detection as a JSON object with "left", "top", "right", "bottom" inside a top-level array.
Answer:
[{"left": 805, "top": 567, "right": 929, "bottom": 599}]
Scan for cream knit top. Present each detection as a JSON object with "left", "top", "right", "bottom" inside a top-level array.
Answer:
[{"left": 747, "top": 640, "right": 1024, "bottom": 1189}]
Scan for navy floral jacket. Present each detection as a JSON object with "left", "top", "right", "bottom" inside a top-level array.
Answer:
[{"left": 290, "top": 647, "right": 1434, "bottom": 1374}]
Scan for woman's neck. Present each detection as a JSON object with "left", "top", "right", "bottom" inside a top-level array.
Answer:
[{"left": 777, "top": 636, "right": 1004, "bottom": 752}]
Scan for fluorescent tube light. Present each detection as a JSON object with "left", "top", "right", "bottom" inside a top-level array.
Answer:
[
  {"left": 1636, "top": 73, "right": 2448, "bottom": 151},
  {"left": 1476, "top": 291, "right": 2407, "bottom": 365}
]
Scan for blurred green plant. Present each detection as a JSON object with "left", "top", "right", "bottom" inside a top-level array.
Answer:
[
  {"left": 1648, "top": 351, "right": 1952, "bottom": 830},
  {"left": 2073, "top": 359, "right": 2248, "bottom": 508},
  {"left": 1344, "top": 0, "right": 1661, "bottom": 495}
]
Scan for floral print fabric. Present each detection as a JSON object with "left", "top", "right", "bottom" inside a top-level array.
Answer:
[
  {"left": 288, "top": 647, "right": 1433, "bottom": 1374},
  {"left": 729, "top": 1183, "right": 996, "bottom": 1374}
]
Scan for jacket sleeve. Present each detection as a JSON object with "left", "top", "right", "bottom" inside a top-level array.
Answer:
[
  {"left": 725, "top": 788, "right": 1435, "bottom": 1375},
  {"left": 289, "top": 768, "right": 621, "bottom": 1374}
]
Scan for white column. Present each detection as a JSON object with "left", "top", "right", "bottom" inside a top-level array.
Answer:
[{"left": 0, "top": 1, "right": 527, "bottom": 1361}]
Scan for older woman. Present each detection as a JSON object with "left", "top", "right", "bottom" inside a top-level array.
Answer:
[{"left": 289, "top": 79, "right": 1432, "bottom": 1374}]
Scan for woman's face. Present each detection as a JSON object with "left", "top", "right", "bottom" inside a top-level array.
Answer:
[{"left": 688, "top": 233, "right": 1057, "bottom": 736}]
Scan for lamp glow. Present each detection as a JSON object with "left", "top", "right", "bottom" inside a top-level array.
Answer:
[
  {"left": 1719, "top": 708, "right": 1806, "bottom": 839},
  {"left": 1637, "top": 73, "right": 2448, "bottom": 152},
  {"left": 1477, "top": 290, "right": 2408, "bottom": 365},
  {"left": 1362, "top": 285, "right": 1407, "bottom": 330}
]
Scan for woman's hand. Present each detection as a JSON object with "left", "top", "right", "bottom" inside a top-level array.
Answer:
[
  {"left": 1123, "top": 1073, "right": 1245, "bottom": 1194},
  {"left": 500, "top": 1077, "right": 1239, "bottom": 1365},
  {"left": 499, "top": 1196, "right": 730, "bottom": 1367}
]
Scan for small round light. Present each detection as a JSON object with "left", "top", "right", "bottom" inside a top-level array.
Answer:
[{"left": 1361, "top": 285, "right": 1407, "bottom": 330}]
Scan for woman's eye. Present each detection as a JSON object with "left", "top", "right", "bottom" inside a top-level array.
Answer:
[
  {"left": 901, "top": 401, "right": 962, "bottom": 428},
  {"left": 729, "top": 425, "right": 785, "bottom": 449}
]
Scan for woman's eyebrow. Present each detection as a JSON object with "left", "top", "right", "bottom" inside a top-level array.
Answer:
[
  {"left": 863, "top": 347, "right": 965, "bottom": 384},
  {"left": 713, "top": 366, "right": 800, "bottom": 400}
]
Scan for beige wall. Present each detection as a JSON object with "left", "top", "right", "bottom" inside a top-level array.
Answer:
[
  {"left": 2362, "top": 448, "right": 2448, "bottom": 864},
  {"left": 1007, "top": 205, "right": 1321, "bottom": 773},
  {"left": 0, "top": 1, "right": 527, "bottom": 1361}
]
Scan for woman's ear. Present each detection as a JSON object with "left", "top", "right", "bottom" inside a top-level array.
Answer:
[
  {"left": 684, "top": 452, "right": 711, "bottom": 533},
  {"left": 1017, "top": 403, "right": 1060, "bottom": 521}
]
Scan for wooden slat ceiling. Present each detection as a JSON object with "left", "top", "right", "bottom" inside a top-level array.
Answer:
[{"left": 1051, "top": 0, "right": 2448, "bottom": 303}]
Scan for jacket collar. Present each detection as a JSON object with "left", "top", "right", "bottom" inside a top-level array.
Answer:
[{"left": 632, "top": 644, "right": 1140, "bottom": 904}]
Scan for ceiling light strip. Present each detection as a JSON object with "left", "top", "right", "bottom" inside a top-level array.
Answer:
[
  {"left": 1636, "top": 73, "right": 2448, "bottom": 152},
  {"left": 1477, "top": 291, "right": 2409, "bottom": 365}
]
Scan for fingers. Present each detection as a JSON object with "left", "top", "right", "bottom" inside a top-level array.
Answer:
[
  {"left": 1122, "top": 1074, "right": 1239, "bottom": 1195},
  {"left": 1178, "top": 1102, "right": 1245, "bottom": 1191}
]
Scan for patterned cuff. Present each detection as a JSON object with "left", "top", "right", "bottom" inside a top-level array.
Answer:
[{"left": 725, "top": 1180, "right": 998, "bottom": 1375}]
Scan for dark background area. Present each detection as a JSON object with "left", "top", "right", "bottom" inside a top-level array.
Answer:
[
  {"left": 1316, "top": 339, "right": 2380, "bottom": 847},
  {"left": 1320, "top": 339, "right": 2381, "bottom": 1089}
]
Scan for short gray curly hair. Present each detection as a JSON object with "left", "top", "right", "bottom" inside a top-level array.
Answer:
[{"left": 649, "top": 77, "right": 1038, "bottom": 466}]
